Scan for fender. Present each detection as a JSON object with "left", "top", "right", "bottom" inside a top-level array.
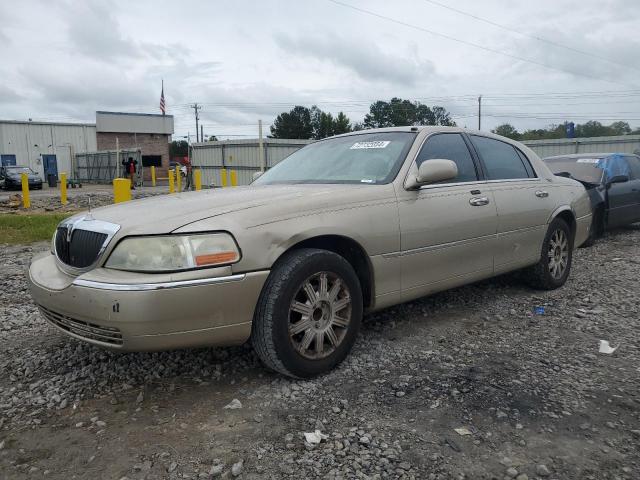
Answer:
[{"left": 546, "top": 205, "right": 575, "bottom": 225}]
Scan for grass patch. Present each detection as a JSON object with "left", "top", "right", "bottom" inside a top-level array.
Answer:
[{"left": 0, "top": 213, "right": 75, "bottom": 244}]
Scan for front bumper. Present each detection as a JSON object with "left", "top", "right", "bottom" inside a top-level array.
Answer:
[{"left": 28, "top": 253, "right": 269, "bottom": 351}]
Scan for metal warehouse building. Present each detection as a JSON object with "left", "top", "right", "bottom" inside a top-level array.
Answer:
[
  {"left": 0, "top": 120, "right": 96, "bottom": 179},
  {"left": 0, "top": 112, "right": 174, "bottom": 183},
  {"left": 523, "top": 134, "right": 640, "bottom": 158}
]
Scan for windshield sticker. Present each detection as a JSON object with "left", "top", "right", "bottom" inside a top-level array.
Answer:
[
  {"left": 360, "top": 179, "right": 374, "bottom": 183},
  {"left": 350, "top": 141, "right": 390, "bottom": 149},
  {"left": 576, "top": 158, "right": 600, "bottom": 164}
]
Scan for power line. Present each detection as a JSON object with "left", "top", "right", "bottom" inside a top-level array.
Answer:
[
  {"left": 325, "top": 0, "right": 635, "bottom": 88},
  {"left": 421, "top": 0, "right": 640, "bottom": 74}
]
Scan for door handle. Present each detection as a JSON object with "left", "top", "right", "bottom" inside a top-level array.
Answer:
[
  {"left": 469, "top": 196, "right": 490, "bottom": 206},
  {"left": 535, "top": 190, "right": 549, "bottom": 198}
]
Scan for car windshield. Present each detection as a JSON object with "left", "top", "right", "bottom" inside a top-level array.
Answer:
[
  {"left": 6, "top": 167, "right": 34, "bottom": 175},
  {"left": 253, "top": 132, "right": 417, "bottom": 185},
  {"left": 544, "top": 157, "right": 604, "bottom": 183}
]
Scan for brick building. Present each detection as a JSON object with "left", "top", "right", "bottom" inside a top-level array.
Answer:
[{"left": 96, "top": 111, "right": 174, "bottom": 181}]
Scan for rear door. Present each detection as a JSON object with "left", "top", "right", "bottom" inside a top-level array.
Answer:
[
  {"left": 396, "top": 132, "right": 498, "bottom": 301},
  {"left": 468, "top": 135, "right": 554, "bottom": 273}
]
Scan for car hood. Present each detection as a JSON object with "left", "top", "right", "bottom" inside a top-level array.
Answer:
[
  {"left": 84, "top": 184, "right": 391, "bottom": 235},
  {"left": 8, "top": 174, "right": 39, "bottom": 181}
]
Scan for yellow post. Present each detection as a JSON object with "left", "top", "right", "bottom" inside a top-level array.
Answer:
[
  {"left": 113, "top": 178, "right": 131, "bottom": 203},
  {"left": 150, "top": 166, "right": 156, "bottom": 187},
  {"left": 230, "top": 169, "right": 238, "bottom": 187},
  {"left": 168, "top": 169, "right": 175, "bottom": 193},
  {"left": 220, "top": 168, "right": 228, "bottom": 187},
  {"left": 21, "top": 173, "right": 30, "bottom": 209},
  {"left": 194, "top": 169, "right": 202, "bottom": 191},
  {"left": 60, "top": 172, "right": 67, "bottom": 205},
  {"left": 175, "top": 165, "right": 181, "bottom": 192}
]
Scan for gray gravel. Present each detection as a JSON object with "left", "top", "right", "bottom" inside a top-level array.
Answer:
[{"left": 1, "top": 226, "right": 639, "bottom": 479}]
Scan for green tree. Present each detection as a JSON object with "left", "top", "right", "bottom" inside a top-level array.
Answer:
[
  {"left": 270, "top": 106, "right": 314, "bottom": 139},
  {"left": 363, "top": 97, "right": 455, "bottom": 128},
  {"left": 575, "top": 121, "right": 609, "bottom": 138},
  {"left": 609, "top": 121, "right": 631, "bottom": 135},
  {"left": 492, "top": 123, "right": 522, "bottom": 140},
  {"left": 208, "top": 135, "right": 218, "bottom": 141},
  {"left": 170, "top": 140, "right": 188, "bottom": 157},
  {"left": 333, "top": 112, "right": 352, "bottom": 135},
  {"left": 311, "top": 106, "right": 335, "bottom": 139}
]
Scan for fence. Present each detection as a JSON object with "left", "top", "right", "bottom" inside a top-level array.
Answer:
[
  {"left": 191, "top": 138, "right": 311, "bottom": 186},
  {"left": 75, "top": 150, "right": 142, "bottom": 184},
  {"left": 524, "top": 135, "right": 640, "bottom": 158}
]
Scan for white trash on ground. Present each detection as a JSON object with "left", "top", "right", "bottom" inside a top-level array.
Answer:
[
  {"left": 304, "top": 430, "right": 328, "bottom": 444},
  {"left": 598, "top": 340, "right": 618, "bottom": 354}
]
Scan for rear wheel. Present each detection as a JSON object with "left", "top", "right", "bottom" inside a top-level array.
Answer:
[
  {"left": 252, "top": 248, "right": 363, "bottom": 378},
  {"left": 523, "top": 217, "right": 573, "bottom": 290}
]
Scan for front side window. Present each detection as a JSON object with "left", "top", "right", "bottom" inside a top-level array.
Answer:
[
  {"left": 625, "top": 155, "right": 640, "bottom": 179},
  {"left": 416, "top": 133, "right": 478, "bottom": 183},
  {"left": 254, "top": 132, "right": 416, "bottom": 185},
  {"left": 471, "top": 136, "right": 531, "bottom": 180}
]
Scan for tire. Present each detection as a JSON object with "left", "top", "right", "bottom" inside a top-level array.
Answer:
[
  {"left": 252, "top": 248, "right": 363, "bottom": 378},
  {"left": 523, "top": 217, "right": 573, "bottom": 290}
]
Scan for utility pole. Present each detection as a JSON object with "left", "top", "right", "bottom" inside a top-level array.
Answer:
[
  {"left": 200, "top": 125, "right": 204, "bottom": 143},
  {"left": 258, "top": 119, "right": 265, "bottom": 172},
  {"left": 477, "top": 95, "right": 482, "bottom": 130},
  {"left": 190, "top": 103, "right": 202, "bottom": 142}
]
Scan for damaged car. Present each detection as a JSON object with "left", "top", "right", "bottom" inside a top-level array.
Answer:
[
  {"left": 29, "top": 127, "right": 592, "bottom": 378},
  {"left": 544, "top": 153, "right": 640, "bottom": 246}
]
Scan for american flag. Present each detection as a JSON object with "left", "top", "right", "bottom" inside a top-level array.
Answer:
[{"left": 160, "top": 80, "right": 166, "bottom": 115}]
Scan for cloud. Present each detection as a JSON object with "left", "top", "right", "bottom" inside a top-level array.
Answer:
[{"left": 274, "top": 32, "right": 436, "bottom": 86}]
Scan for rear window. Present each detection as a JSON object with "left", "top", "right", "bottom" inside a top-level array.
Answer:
[
  {"left": 470, "top": 136, "right": 532, "bottom": 180},
  {"left": 544, "top": 157, "right": 604, "bottom": 183}
]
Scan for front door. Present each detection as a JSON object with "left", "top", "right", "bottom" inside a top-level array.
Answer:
[
  {"left": 396, "top": 132, "right": 498, "bottom": 301},
  {"left": 42, "top": 154, "right": 58, "bottom": 179}
]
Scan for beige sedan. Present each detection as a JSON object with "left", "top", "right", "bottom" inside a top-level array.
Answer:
[{"left": 29, "top": 127, "right": 592, "bottom": 377}]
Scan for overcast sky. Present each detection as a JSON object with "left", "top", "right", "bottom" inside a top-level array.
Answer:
[{"left": 1, "top": 0, "right": 639, "bottom": 139}]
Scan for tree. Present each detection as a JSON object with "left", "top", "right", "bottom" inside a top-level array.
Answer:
[
  {"left": 575, "top": 121, "right": 609, "bottom": 138},
  {"left": 333, "top": 112, "right": 352, "bottom": 135},
  {"left": 208, "top": 135, "right": 218, "bottom": 141},
  {"left": 170, "top": 140, "right": 188, "bottom": 157},
  {"left": 270, "top": 106, "right": 314, "bottom": 139},
  {"left": 609, "top": 121, "right": 631, "bottom": 136},
  {"left": 492, "top": 124, "right": 522, "bottom": 140},
  {"left": 363, "top": 97, "right": 455, "bottom": 128},
  {"left": 311, "top": 106, "right": 335, "bottom": 139}
]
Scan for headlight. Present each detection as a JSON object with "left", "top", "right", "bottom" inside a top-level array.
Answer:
[{"left": 105, "top": 233, "right": 240, "bottom": 272}]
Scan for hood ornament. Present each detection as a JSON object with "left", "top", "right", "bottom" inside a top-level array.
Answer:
[{"left": 85, "top": 194, "right": 94, "bottom": 220}]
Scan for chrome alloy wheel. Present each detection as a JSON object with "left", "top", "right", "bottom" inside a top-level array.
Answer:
[
  {"left": 548, "top": 228, "right": 569, "bottom": 279},
  {"left": 288, "top": 272, "right": 352, "bottom": 359}
]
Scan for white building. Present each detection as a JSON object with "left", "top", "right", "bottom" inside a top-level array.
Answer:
[{"left": 0, "top": 120, "right": 97, "bottom": 179}]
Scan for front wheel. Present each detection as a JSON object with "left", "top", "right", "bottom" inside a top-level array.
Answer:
[
  {"left": 523, "top": 218, "right": 573, "bottom": 290},
  {"left": 252, "top": 248, "right": 363, "bottom": 378}
]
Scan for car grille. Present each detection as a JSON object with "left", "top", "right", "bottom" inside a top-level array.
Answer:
[
  {"left": 55, "top": 227, "right": 108, "bottom": 268},
  {"left": 38, "top": 306, "right": 123, "bottom": 346}
]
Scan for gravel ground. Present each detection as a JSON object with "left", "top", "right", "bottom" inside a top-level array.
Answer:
[{"left": 1, "top": 227, "right": 639, "bottom": 479}]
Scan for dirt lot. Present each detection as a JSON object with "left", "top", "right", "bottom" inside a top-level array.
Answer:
[{"left": 1, "top": 227, "right": 639, "bottom": 479}]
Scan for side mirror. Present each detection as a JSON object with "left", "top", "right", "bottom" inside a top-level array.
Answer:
[
  {"left": 606, "top": 174, "right": 629, "bottom": 187},
  {"left": 406, "top": 159, "right": 458, "bottom": 189},
  {"left": 252, "top": 171, "right": 264, "bottom": 182}
]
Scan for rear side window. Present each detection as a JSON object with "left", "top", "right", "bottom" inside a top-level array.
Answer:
[
  {"left": 471, "top": 136, "right": 532, "bottom": 180},
  {"left": 416, "top": 133, "right": 478, "bottom": 183}
]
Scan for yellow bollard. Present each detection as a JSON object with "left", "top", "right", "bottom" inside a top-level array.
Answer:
[
  {"left": 230, "top": 170, "right": 238, "bottom": 187},
  {"left": 60, "top": 173, "right": 67, "bottom": 205},
  {"left": 194, "top": 169, "right": 202, "bottom": 191},
  {"left": 220, "top": 168, "right": 228, "bottom": 187},
  {"left": 113, "top": 178, "right": 131, "bottom": 203},
  {"left": 175, "top": 165, "right": 181, "bottom": 192},
  {"left": 168, "top": 169, "right": 175, "bottom": 193},
  {"left": 151, "top": 166, "right": 156, "bottom": 187},
  {"left": 21, "top": 173, "right": 30, "bottom": 209}
]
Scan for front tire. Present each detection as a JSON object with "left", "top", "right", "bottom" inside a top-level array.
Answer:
[
  {"left": 523, "top": 218, "right": 573, "bottom": 290},
  {"left": 252, "top": 248, "right": 363, "bottom": 378}
]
